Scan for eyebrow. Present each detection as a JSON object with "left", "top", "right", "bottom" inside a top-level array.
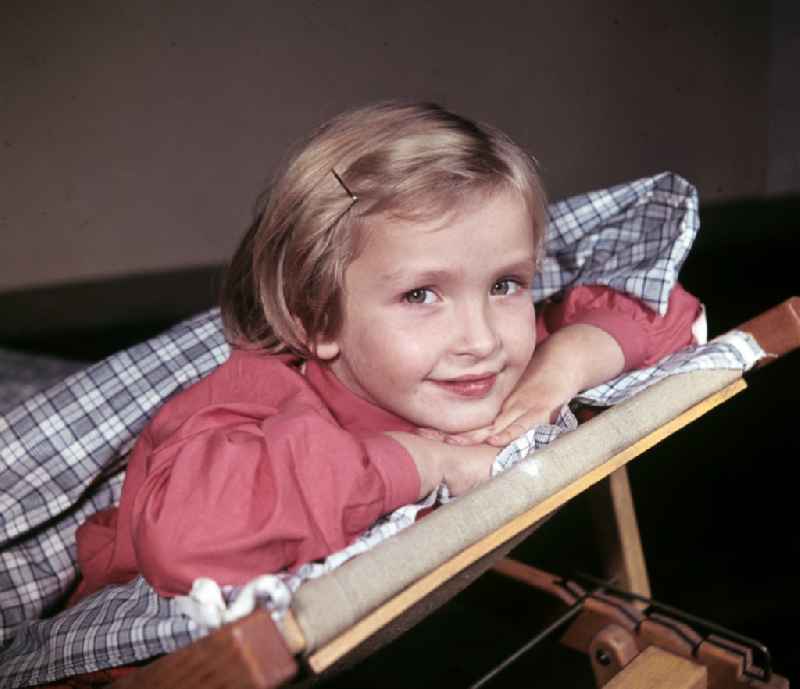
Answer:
[
  {"left": 499, "top": 257, "right": 537, "bottom": 276},
  {"left": 379, "top": 268, "right": 453, "bottom": 285},
  {"left": 379, "top": 257, "right": 536, "bottom": 286}
]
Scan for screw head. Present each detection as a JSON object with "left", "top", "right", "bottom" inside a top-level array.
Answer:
[{"left": 595, "top": 648, "right": 612, "bottom": 666}]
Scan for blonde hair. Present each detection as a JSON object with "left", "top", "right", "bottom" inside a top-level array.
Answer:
[{"left": 221, "top": 101, "right": 547, "bottom": 356}]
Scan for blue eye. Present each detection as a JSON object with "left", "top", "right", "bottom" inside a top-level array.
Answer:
[
  {"left": 491, "top": 279, "right": 522, "bottom": 296},
  {"left": 404, "top": 288, "right": 436, "bottom": 304}
]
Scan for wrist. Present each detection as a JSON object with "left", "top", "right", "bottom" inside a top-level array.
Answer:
[
  {"left": 526, "top": 334, "right": 585, "bottom": 400},
  {"left": 536, "top": 324, "right": 625, "bottom": 393},
  {"left": 385, "top": 431, "right": 443, "bottom": 498}
]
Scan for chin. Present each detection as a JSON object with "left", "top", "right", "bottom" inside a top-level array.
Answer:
[{"left": 431, "top": 409, "right": 500, "bottom": 435}]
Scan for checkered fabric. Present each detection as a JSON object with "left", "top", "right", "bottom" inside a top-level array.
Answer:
[
  {"left": 0, "top": 173, "right": 729, "bottom": 688},
  {"left": 576, "top": 331, "right": 764, "bottom": 406},
  {"left": 0, "top": 312, "right": 229, "bottom": 647},
  {"left": 0, "top": 577, "right": 199, "bottom": 685},
  {"left": 534, "top": 170, "right": 698, "bottom": 314}
]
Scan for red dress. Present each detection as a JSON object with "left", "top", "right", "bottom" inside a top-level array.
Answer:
[{"left": 75, "top": 285, "right": 701, "bottom": 599}]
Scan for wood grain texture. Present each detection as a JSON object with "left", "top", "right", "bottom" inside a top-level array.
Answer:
[
  {"left": 604, "top": 646, "right": 707, "bottom": 689},
  {"left": 111, "top": 609, "right": 297, "bottom": 689},
  {"left": 739, "top": 296, "right": 800, "bottom": 364},
  {"left": 589, "top": 465, "right": 651, "bottom": 600}
]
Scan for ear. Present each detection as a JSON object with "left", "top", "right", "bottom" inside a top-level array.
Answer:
[
  {"left": 311, "top": 337, "right": 340, "bottom": 361},
  {"left": 292, "top": 314, "right": 340, "bottom": 361}
]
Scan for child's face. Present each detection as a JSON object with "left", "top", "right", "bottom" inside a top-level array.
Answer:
[{"left": 316, "top": 189, "right": 537, "bottom": 434}]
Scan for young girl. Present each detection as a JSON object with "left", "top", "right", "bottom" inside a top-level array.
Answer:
[{"left": 74, "top": 101, "right": 700, "bottom": 600}]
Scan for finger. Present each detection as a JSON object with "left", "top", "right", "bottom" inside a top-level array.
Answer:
[
  {"left": 486, "top": 410, "right": 552, "bottom": 447},
  {"left": 485, "top": 405, "right": 531, "bottom": 436},
  {"left": 486, "top": 432, "right": 522, "bottom": 447},
  {"left": 486, "top": 413, "right": 546, "bottom": 447}
]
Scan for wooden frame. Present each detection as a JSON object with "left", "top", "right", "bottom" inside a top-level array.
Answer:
[{"left": 605, "top": 647, "right": 707, "bottom": 689}]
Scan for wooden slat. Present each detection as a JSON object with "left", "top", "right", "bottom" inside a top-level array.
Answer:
[
  {"left": 589, "top": 465, "right": 651, "bottom": 600},
  {"left": 278, "top": 612, "right": 306, "bottom": 655},
  {"left": 605, "top": 646, "right": 707, "bottom": 689},
  {"left": 307, "top": 378, "right": 746, "bottom": 673},
  {"left": 738, "top": 296, "right": 800, "bottom": 364},
  {"left": 492, "top": 558, "right": 575, "bottom": 605},
  {"left": 111, "top": 609, "right": 297, "bottom": 689}
]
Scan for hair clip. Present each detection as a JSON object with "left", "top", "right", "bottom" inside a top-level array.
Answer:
[
  {"left": 331, "top": 169, "right": 358, "bottom": 204},
  {"left": 327, "top": 169, "right": 359, "bottom": 230}
]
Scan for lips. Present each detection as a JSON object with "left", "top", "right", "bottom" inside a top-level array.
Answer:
[{"left": 432, "top": 373, "right": 498, "bottom": 399}]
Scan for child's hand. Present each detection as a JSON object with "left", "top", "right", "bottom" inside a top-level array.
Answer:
[
  {"left": 418, "top": 324, "right": 626, "bottom": 448},
  {"left": 386, "top": 431, "right": 497, "bottom": 498},
  {"left": 437, "top": 442, "right": 499, "bottom": 495}
]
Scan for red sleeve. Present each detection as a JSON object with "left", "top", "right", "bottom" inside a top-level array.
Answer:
[
  {"left": 535, "top": 283, "right": 702, "bottom": 371},
  {"left": 130, "top": 396, "right": 419, "bottom": 596}
]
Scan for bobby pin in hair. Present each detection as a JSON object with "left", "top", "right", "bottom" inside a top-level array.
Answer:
[
  {"left": 328, "top": 169, "right": 359, "bottom": 228},
  {"left": 331, "top": 169, "right": 359, "bottom": 204}
]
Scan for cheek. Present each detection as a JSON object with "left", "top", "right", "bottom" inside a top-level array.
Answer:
[
  {"left": 359, "top": 320, "right": 439, "bottom": 383},
  {"left": 502, "top": 302, "right": 537, "bottom": 364}
]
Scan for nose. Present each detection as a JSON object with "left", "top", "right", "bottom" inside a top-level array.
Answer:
[{"left": 452, "top": 298, "right": 500, "bottom": 359}]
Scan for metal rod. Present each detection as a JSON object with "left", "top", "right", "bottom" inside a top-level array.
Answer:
[{"left": 466, "top": 597, "right": 585, "bottom": 689}]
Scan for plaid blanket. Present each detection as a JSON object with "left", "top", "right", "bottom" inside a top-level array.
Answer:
[{"left": 0, "top": 172, "right": 740, "bottom": 687}]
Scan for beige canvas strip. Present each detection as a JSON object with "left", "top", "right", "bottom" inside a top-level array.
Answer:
[{"left": 291, "top": 368, "right": 742, "bottom": 658}]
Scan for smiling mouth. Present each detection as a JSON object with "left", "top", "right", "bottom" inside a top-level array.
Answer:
[{"left": 432, "top": 374, "right": 498, "bottom": 399}]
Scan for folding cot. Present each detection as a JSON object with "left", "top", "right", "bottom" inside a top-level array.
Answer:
[{"left": 103, "top": 298, "right": 799, "bottom": 689}]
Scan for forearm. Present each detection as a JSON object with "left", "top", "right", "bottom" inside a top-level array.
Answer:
[
  {"left": 537, "top": 283, "right": 701, "bottom": 371},
  {"left": 530, "top": 322, "right": 625, "bottom": 396},
  {"left": 386, "top": 431, "right": 496, "bottom": 498}
]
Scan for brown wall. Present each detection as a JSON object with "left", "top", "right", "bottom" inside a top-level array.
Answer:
[
  {"left": 767, "top": 0, "right": 800, "bottom": 194},
  {"left": 1, "top": 1, "right": 770, "bottom": 293}
]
